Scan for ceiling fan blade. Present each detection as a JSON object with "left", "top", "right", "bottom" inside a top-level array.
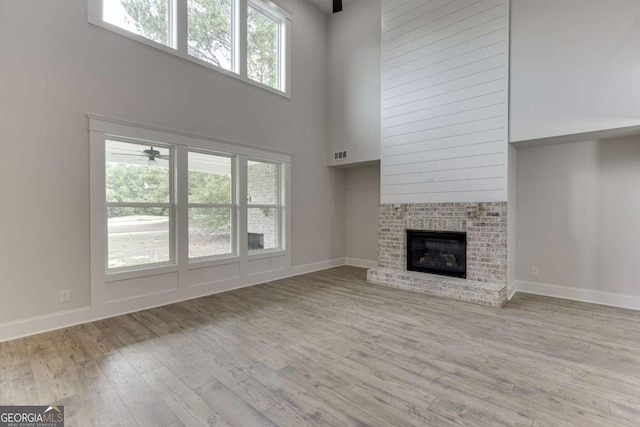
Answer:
[
  {"left": 333, "top": 0, "right": 342, "bottom": 13},
  {"left": 111, "top": 153, "right": 145, "bottom": 157}
]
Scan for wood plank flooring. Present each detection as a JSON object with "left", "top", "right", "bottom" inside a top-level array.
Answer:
[{"left": 2, "top": 266, "right": 640, "bottom": 426}]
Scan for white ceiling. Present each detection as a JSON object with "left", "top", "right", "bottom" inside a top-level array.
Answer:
[{"left": 306, "top": 0, "right": 353, "bottom": 15}]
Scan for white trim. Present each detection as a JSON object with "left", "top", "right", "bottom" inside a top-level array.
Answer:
[
  {"left": 90, "top": 118, "right": 293, "bottom": 319},
  {"left": 89, "top": 116, "right": 291, "bottom": 162},
  {"left": 0, "top": 307, "right": 92, "bottom": 344},
  {"left": 248, "top": 249, "right": 287, "bottom": 260},
  {"left": 512, "top": 280, "right": 640, "bottom": 311},
  {"left": 507, "top": 288, "right": 517, "bottom": 301},
  {"left": 0, "top": 258, "right": 345, "bottom": 343},
  {"left": 87, "top": 0, "right": 291, "bottom": 98},
  {"left": 344, "top": 258, "right": 378, "bottom": 269}
]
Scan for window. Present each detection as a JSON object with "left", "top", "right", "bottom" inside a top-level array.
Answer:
[
  {"left": 247, "top": 1, "right": 285, "bottom": 89},
  {"left": 105, "top": 140, "right": 174, "bottom": 270},
  {"left": 89, "top": 0, "right": 290, "bottom": 94},
  {"left": 103, "top": 0, "right": 174, "bottom": 47},
  {"left": 188, "top": 151, "right": 235, "bottom": 259},
  {"left": 92, "top": 118, "right": 290, "bottom": 283},
  {"left": 247, "top": 160, "right": 281, "bottom": 251},
  {"left": 188, "top": 0, "right": 234, "bottom": 70}
]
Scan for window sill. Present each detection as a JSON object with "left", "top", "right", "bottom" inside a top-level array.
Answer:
[
  {"left": 248, "top": 249, "right": 286, "bottom": 260},
  {"left": 106, "top": 264, "right": 179, "bottom": 283},
  {"left": 87, "top": 21, "right": 291, "bottom": 99},
  {"left": 189, "top": 255, "right": 241, "bottom": 269}
]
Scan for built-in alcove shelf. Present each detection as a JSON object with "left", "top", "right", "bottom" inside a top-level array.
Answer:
[
  {"left": 367, "top": 268, "right": 507, "bottom": 308},
  {"left": 510, "top": 125, "right": 640, "bottom": 149}
]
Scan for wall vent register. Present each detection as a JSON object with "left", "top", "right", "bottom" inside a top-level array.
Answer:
[{"left": 333, "top": 150, "right": 348, "bottom": 160}]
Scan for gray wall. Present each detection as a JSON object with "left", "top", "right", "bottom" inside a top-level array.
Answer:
[
  {"left": 344, "top": 163, "right": 380, "bottom": 263},
  {"left": 510, "top": 0, "right": 640, "bottom": 142},
  {"left": 0, "top": 0, "right": 344, "bottom": 323},
  {"left": 516, "top": 138, "right": 640, "bottom": 295},
  {"left": 327, "top": 0, "right": 381, "bottom": 166}
]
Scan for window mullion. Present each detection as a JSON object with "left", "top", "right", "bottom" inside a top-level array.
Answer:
[
  {"left": 238, "top": 156, "right": 249, "bottom": 260},
  {"left": 176, "top": 145, "right": 189, "bottom": 273},
  {"left": 176, "top": 0, "right": 188, "bottom": 54},
  {"left": 188, "top": 203, "right": 233, "bottom": 209},
  {"left": 238, "top": 0, "right": 248, "bottom": 77},
  {"left": 106, "top": 202, "right": 172, "bottom": 208},
  {"left": 247, "top": 204, "right": 278, "bottom": 209}
]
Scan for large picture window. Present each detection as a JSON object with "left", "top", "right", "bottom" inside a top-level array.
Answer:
[
  {"left": 91, "top": 118, "right": 291, "bottom": 317},
  {"left": 105, "top": 140, "right": 174, "bottom": 270},
  {"left": 89, "top": 0, "right": 290, "bottom": 94}
]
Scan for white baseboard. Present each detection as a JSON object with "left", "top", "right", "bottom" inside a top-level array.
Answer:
[
  {"left": 513, "top": 280, "right": 640, "bottom": 311},
  {"left": 290, "top": 258, "right": 346, "bottom": 275},
  {"left": 0, "top": 258, "right": 347, "bottom": 343},
  {"left": 344, "top": 257, "right": 378, "bottom": 269},
  {"left": 0, "top": 307, "right": 92, "bottom": 343},
  {"left": 507, "top": 287, "right": 518, "bottom": 301}
]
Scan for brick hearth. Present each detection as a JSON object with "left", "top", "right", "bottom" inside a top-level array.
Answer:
[{"left": 367, "top": 202, "right": 508, "bottom": 307}]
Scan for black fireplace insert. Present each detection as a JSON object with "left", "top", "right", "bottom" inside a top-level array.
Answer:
[{"left": 406, "top": 230, "right": 467, "bottom": 278}]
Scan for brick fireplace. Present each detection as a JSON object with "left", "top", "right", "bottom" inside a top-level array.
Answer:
[{"left": 367, "top": 202, "right": 508, "bottom": 307}]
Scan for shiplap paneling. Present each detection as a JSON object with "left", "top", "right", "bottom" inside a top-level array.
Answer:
[{"left": 381, "top": 0, "right": 509, "bottom": 204}]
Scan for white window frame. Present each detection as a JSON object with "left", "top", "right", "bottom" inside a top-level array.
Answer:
[
  {"left": 246, "top": 0, "right": 287, "bottom": 91},
  {"left": 187, "top": 149, "right": 238, "bottom": 262},
  {"left": 87, "top": 0, "right": 292, "bottom": 96},
  {"left": 246, "top": 158, "right": 284, "bottom": 254},
  {"left": 104, "top": 138, "right": 176, "bottom": 273},
  {"left": 90, "top": 116, "right": 291, "bottom": 319}
]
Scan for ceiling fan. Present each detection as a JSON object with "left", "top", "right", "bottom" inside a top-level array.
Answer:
[
  {"left": 333, "top": 0, "right": 342, "bottom": 13},
  {"left": 111, "top": 146, "right": 168, "bottom": 164}
]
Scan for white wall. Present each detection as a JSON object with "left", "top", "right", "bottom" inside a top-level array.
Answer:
[
  {"left": 507, "top": 143, "right": 517, "bottom": 295},
  {"left": 380, "top": 0, "right": 510, "bottom": 204},
  {"left": 510, "top": 0, "right": 640, "bottom": 143},
  {"left": 0, "top": 0, "right": 343, "bottom": 324},
  {"left": 516, "top": 138, "right": 640, "bottom": 296},
  {"left": 327, "top": 0, "right": 381, "bottom": 166},
  {"left": 344, "top": 163, "right": 380, "bottom": 264}
]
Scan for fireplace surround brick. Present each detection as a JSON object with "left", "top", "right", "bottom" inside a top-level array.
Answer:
[{"left": 370, "top": 202, "right": 508, "bottom": 307}]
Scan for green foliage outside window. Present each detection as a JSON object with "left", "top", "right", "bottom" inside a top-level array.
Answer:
[
  {"left": 247, "top": 6, "right": 278, "bottom": 88},
  {"left": 121, "top": 0, "right": 170, "bottom": 45},
  {"left": 119, "top": 0, "right": 280, "bottom": 87},
  {"left": 106, "top": 162, "right": 232, "bottom": 230}
]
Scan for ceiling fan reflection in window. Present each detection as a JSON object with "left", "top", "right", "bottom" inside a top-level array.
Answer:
[{"left": 110, "top": 146, "right": 168, "bottom": 165}]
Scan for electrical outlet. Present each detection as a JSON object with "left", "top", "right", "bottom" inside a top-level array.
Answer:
[
  {"left": 59, "top": 290, "right": 70, "bottom": 303},
  {"left": 531, "top": 267, "right": 539, "bottom": 277}
]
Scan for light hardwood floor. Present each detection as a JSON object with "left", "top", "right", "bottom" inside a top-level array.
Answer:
[{"left": 2, "top": 266, "right": 640, "bottom": 426}]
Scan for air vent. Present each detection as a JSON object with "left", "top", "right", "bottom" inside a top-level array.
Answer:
[{"left": 333, "top": 150, "right": 348, "bottom": 160}]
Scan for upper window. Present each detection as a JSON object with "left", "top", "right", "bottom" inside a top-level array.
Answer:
[
  {"left": 188, "top": 0, "right": 234, "bottom": 71},
  {"left": 90, "top": 0, "right": 290, "bottom": 94},
  {"left": 247, "top": 1, "right": 284, "bottom": 89},
  {"left": 103, "top": 0, "right": 174, "bottom": 47}
]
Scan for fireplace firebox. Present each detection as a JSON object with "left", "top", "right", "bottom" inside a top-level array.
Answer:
[{"left": 406, "top": 230, "right": 467, "bottom": 278}]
